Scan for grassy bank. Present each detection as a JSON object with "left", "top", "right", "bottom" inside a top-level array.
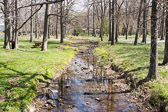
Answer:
[
  {"left": 0, "top": 37, "right": 77, "bottom": 111},
  {"left": 94, "top": 39, "right": 168, "bottom": 108}
]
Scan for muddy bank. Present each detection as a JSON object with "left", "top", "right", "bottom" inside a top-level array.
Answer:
[{"left": 31, "top": 40, "right": 139, "bottom": 112}]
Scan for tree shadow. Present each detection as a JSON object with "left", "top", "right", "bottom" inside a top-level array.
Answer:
[
  {"left": 84, "top": 90, "right": 131, "bottom": 95},
  {"left": 0, "top": 62, "right": 47, "bottom": 110}
]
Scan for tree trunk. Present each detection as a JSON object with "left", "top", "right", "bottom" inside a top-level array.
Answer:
[
  {"left": 92, "top": 0, "right": 96, "bottom": 37},
  {"left": 3, "top": 0, "right": 10, "bottom": 49},
  {"left": 162, "top": 1, "right": 168, "bottom": 65},
  {"left": 48, "top": 17, "right": 50, "bottom": 39},
  {"left": 161, "top": 5, "right": 165, "bottom": 40},
  {"left": 12, "top": 0, "right": 15, "bottom": 41},
  {"left": 142, "top": 0, "right": 147, "bottom": 44},
  {"left": 134, "top": 0, "right": 143, "bottom": 45},
  {"left": 41, "top": 1, "right": 49, "bottom": 51},
  {"left": 14, "top": 0, "right": 18, "bottom": 49},
  {"left": 60, "top": 1, "right": 64, "bottom": 43},
  {"left": 115, "top": 0, "right": 121, "bottom": 43},
  {"left": 126, "top": 26, "right": 128, "bottom": 39},
  {"left": 30, "top": 0, "right": 33, "bottom": 42},
  {"left": 125, "top": 0, "right": 128, "bottom": 40},
  {"left": 100, "top": 0, "right": 103, "bottom": 41},
  {"left": 115, "top": 23, "right": 119, "bottom": 43},
  {"left": 56, "top": 4, "right": 59, "bottom": 39},
  {"left": 129, "top": 25, "right": 133, "bottom": 35},
  {"left": 109, "top": 0, "right": 112, "bottom": 41},
  {"left": 35, "top": 12, "right": 38, "bottom": 38},
  {"left": 147, "top": 0, "right": 158, "bottom": 80},
  {"left": 111, "top": 0, "right": 115, "bottom": 45}
]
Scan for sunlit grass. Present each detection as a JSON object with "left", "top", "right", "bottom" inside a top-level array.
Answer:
[
  {"left": 94, "top": 36, "right": 168, "bottom": 108},
  {"left": 0, "top": 37, "right": 77, "bottom": 111}
]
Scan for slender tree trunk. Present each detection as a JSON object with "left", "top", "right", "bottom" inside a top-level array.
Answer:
[
  {"left": 14, "top": 0, "right": 18, "bottom": 49},
  {"left": 30, "top": 0, "right": 33, "bottom": 42},
  {"left": 134, "top": 0, "right": 143, "bottom": 45},
  {"left": 12, "top": 0, "right": 15, "bottom": 41},
  {"left": 126, "top": 26, "right": 128, "bottom": 39},
  {"left": 92, "top": 0, "right": 96, "bottom": 37},
  {"left": 56, "top": 4, "right": 59, "bottom": 39},
  {"left": 161, "top": 5, "right": 165, "bottom": 40},
  {"left": 142, "top": 0, "right": 147, "bottom": 44},
  {"left": 129, "top": 25, "right": 133, "bottom": 35},
  {"left": 111, "top": 0, "right": 115, "bottom": 45},
  {"left": 162, "top": 1, "right": 168, "bottom": 65},
  {"left": 125, "top": 0, "right": 128, "bottom": 40},
  {"left": 35, "top": 12, "right": 38, "bottom": 38},
  {"left": 109, "top": 0, "right": 112, "bottom": 41},
  {"left": 115, "top": 23, "right": 119, "bottom": 43},
  {"left": 48, "top": 17, "right": 50, "bottom": 39},
  {"left": 147, "top": 0, "right": 158, "bottom": 80},
  {"left": 100, "top": 0, "right": 103, "bottom": 41},
  {"left": 60, "top": 1, "right": 64, "bottom": 43},
  {"left": 158, "top": 19, "right": 161, "bottom": 38},
  {"left": 3, "top": 0, "right": 10, "bottom": 49},
  {"left": 41, "top": 1, "right": 49, "bottom": 51},
  {"left": 115, "top": 1, "right": 121, "bottom": 43}
]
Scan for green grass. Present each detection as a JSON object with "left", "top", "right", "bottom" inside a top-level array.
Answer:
[
  {"left": 0, "top": 37, "right": 77, "bottom": 112},
  {"left": 94, "top": 38, "right": 168, "bottom": 108}
]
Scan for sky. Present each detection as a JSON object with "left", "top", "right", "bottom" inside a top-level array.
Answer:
[
  {"left": 73, "top": 0, "right": 86, "bottom": 12},
  {"left": 0, "top": 0, "right": 86, "bottom": 25}
]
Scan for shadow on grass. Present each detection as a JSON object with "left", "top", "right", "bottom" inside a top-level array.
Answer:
[
  {"left": 48, "top": 41, "right": 60, "bottom": 45},
  {"left": 127, "top": 66, "right": 149, "bottom": 74},
  {"left": 0, "top": 62, "right": 45, "bottom": 111}
]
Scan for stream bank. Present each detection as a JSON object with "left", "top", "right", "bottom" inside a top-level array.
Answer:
[{"left": 32, "top": 40, "right": 140, "bottom": 112}]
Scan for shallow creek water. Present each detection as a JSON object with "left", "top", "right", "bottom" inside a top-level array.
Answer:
[{"left": 41, "top": 43, "right": 138, "bottom": 112}]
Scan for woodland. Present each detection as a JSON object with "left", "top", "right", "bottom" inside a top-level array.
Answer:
[{"left": 0, "top": 0, "right": 168, "bottom": 112}]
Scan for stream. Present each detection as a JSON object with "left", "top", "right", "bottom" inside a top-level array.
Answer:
[{"left": 41, "top": 41, "right": 138, "bottom": 112}]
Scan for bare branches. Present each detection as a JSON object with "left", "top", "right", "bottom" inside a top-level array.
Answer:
[
  {"left": 17, "top": 0, "right": 64, "bottom": 10},
  {"left": 16, "top": 4, "right": 43, "bottom": 32}
]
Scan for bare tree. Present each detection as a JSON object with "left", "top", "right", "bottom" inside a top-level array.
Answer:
[
  {"left": 147, "top": 0, "right": 158, "bottom": 80},
  {"left": 160, "top": 3, "right": 165, "bottom": 40},
  {"left": 3, "top": 0, "right": 11, "bottom": 49},
  {"left": 30, "top": 0, "right": 33, "bottom": 42},
  {"left": 134, "top": 0, "right": 143, "bottom": 45},
  {"left": 142, "top": 0, "right": 148, "bottom": 44},
  {"left": 162, "top": 1, "right": 168, "bottom": 65},
  {"left": 60, "top": 1, "right": 64, "bottom": 43},
  {"left": 111, "top": 0, "right": 115, "bottom": 45},
  {"left": 87, "top": 0, "right": 90, "bottom": 36},
  {"left": 42, "top": 0, "right": 49, "bottom": 51},
  {"left": 92, "top": 0, "right": 96, "bottom": 37},
  {"left": 56, "top": 4, "right": 59, "bottom": 39},
  {"left": 109, "top": 0, "right": 112, "bottom": 41},
  {"left": 115, "top": 0, "right": 124, "bottom": 43},
  {"left": 14, "top": 0, "right": 18, "bottom": 49}
]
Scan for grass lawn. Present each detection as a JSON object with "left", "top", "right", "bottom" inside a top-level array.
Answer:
[
  {"left": 94, "top": 36, "right": 168, "bottom": 108},
  {"left": 0, "top": 36, "right": 77, "bottom": 112}
]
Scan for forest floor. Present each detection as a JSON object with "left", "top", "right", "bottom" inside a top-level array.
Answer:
[
  {"left": 0, "top": 36, "right": 77, "bottom": 112},
  {"left": 93, "top": 35, "right": 168, "bottom": 111}
]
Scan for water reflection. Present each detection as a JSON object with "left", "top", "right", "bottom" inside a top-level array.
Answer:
[{"left": 42, "top": 46, "right": 138, "bottom": 112}]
